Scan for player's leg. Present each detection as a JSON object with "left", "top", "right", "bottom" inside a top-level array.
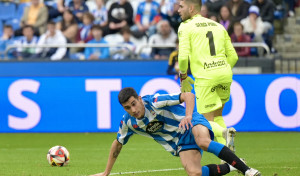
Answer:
[
  {"left": 215, "top": 83, "right": 236, "bottom": 152},
  {"left": 194, "top": 85, "right": 226, "bottom": 145},
  {"left": 179, "top": 150, "right": 202, "bottom": 176},
  {"left": 179, "top": 150, "right": 233, "bottom": 176},
  {"left": 191, "top": 124, "right": 261, "bottom": 175}
]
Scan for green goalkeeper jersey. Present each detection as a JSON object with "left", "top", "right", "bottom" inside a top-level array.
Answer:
[{"left": 178, "top": 14, "right": 238, "bottom": 86}]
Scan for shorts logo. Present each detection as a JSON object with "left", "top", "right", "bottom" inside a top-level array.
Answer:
[
  {"left": 205, "top": 104, "right": 216, "bottom": 108},
  {"left": 146, "top": 121, "right": 164, "bottom": 133},
  {"left": 176, "top": 146, "right": 182, "bottom": 155},
  {"left": 211, "top": 84, "right": 228, "bottom": 92}
]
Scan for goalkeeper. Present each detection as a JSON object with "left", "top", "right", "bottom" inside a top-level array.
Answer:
[{"left": 177, "top": 0, "right": 239, "bottom": 150}]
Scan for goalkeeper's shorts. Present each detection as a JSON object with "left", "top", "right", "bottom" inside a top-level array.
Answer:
[{"left": 195, "top": 82, "right": 232, "bottom": 114}]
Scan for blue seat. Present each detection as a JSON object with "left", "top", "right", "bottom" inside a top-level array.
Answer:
[
  {"left": 15, "top": 2, "right": 30, "bottom": 20},
  {"left": 5, "top": 18, "right": 20, "bottom": 31},
  {"left": 0, "top": 2, "right": 16, "bottom": 21},
  {"left": 0, "top": 21, "right": 3, "bottom": 37}
]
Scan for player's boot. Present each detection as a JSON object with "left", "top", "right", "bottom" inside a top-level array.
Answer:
[
  {"left": 223, "top": 127, "right": 236, "bottom": 153},
  {"left": 245, "top": 168, "right": 261, "bottom": 176}
]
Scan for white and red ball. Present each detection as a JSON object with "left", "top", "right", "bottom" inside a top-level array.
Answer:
[{"left": 47, "top": 146, "right": 70, "bottom": 167}]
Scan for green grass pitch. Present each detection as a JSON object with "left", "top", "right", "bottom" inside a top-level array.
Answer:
[{"left": 0, "top": 132, "right": 299, "bottom": 176}]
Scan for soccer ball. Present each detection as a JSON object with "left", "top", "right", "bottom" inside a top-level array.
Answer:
[{"left": 47, "top": 146, "right": 70, "bottom": 166}]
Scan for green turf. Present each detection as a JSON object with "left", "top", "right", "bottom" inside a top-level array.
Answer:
[{"left": 0, "top": 132, "right": 299, "bottom": 176}]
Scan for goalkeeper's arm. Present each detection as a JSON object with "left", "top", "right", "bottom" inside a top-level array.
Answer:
[{"left": 224, "top": 30, "right": 238, "bottom": 68}]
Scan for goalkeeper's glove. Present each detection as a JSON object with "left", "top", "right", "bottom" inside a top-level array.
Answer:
[{"left": 179, "top": 73, "right": 194, "bottom": 92}]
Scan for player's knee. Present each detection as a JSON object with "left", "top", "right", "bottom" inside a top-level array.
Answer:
[
  {"left": 196, "top": 138, "right": 211, "bottom": 151},
  {"left": 187, "top": 168, "right": 202, "bottom": 176}
]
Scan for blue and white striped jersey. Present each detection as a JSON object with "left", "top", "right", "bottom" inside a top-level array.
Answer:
[{"left": 117, "top": 93, "right": 206, "bottom": 156}]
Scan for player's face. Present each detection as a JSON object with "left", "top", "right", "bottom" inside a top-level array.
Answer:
[
  {"left": 178, "top": 1, "right": 191, "bottom": 21},
  {"left": 122, "top": 96, "right": 145, "bottom": 119}
]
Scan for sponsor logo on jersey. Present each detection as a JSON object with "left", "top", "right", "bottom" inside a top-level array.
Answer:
[
  {"left": 204, "top": 60, "right": 226, "bottom": 69},
  {"left": 146, "top": 121, "right": 164, "bottom": 133}
]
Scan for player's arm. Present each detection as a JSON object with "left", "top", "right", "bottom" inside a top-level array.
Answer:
[
  {"left": 178, "top": 24, "right": 190, "bottom": 74},
  {"left": 224, "top": 30, "right": 238, "bottom": 68},
  {"left": 178, "top": 92, "right": 195, "bottom": 130},
  {"left": 90, "top": 140, "right": 123, "bottom": 176},
  {"left": 178, "top": 24, "right": 194, "bottom": 92}
]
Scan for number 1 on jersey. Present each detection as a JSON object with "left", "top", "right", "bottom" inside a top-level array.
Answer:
[{"left": 206, "top": 31, "right": 216, "bottom": 56}]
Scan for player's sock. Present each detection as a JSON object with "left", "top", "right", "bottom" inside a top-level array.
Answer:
[
  {"left": 207, "top": 141, "right": 250, "bottom": 174},
  {"left": 202, "top": 164, "right": 230, "bottom": 176},
  {"left": 214, "top": 116, "right": 226, "bottom": 128},
  {"left": 209, "top": 121, "right": 226, "bottom": 145}
]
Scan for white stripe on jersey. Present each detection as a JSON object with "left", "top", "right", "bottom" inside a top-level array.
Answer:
[
  {"left": 118, "top": 124, "right": 129, "bottom": 144},
  {"left": 152, "top": 93, "right": 181, "bottom": 108}
]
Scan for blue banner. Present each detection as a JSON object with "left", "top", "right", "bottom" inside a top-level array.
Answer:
[{"left": 0, "top": 75, "right": 299, "bottom": 132}]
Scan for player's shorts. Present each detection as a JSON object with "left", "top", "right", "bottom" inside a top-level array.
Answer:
[
  {"left": 195, "top": 82, "right": 232, "bottom": 114},
  {"left": 176, "top": 112, "right": 214, "bottom": 156}
]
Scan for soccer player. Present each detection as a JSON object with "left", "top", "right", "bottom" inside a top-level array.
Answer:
[
  {"left": 90, "top": 87, "right": 261, "bottom": 176},
  {"left": 177, "top": 0, "right": 239, "bottom": 149}
]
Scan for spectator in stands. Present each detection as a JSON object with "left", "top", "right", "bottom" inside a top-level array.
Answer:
[
  {"left": 252, "top": 0, "right": 275, "bottom": 33},
  {"left": 111, "top": 27, "right": 135, "bottom": 60},
  {"left": 76, "top": 12, "right": 94, "bottom": 43},
  {"left": 15, "top": 25, "right": 39, "bottom": 60},
  {"left": 92, "top": 0, "right": 108, "bottom": 27},
  {"left": 36, "top": 21, "right": 67, "bottom": 60},
  {"left": 200, "top": 4, "right": 209, "bottom": 18},
  {"left": 230, "top": 22, "right": 251, "bottom": 57},
  {"left": 208, "top": 13, "right": 219, "bottom": 22},
  {"left": 131, "top": 0, "right": 161, "bottom": 37},
  {"left": 167, "top": 38, "right": 191, "bottom": 77},
  {"left": 0, "top": 25, "right": 14, "bottom": 59},
  {"left": 68, "top": 0, "right": 89, "bottom": 23},
  {"left": 226, "top": 0, "right": 250, "bottom": 24},
  {"left": 84, "top": 25, "right": 109, "bottom": 60},
  {"left": 106, "top": 0, "right": 134, "bottom": 35},
  {"left": 241, "top": 5, "right": 265, "bottom": 56},
  {"left": 167, "top": 38, "right": 179, "bottom": 75},
  {"left": 205, "top": 0, "right": 226, "bottom": 16},
  {"left": 165, "top": 1, "right": 181, "bottom": 33},
  {"left": 56, "top": 9, "right": 78, "bottom": 43},
  {"left": 20, "top": 0, "right": 48, "bottom": 35},
  {"left": 219, "top": 5, "right": 233, "bottom": 34},
  {"left": 150, "top": 20, "right": 176, "bottom": 60}
]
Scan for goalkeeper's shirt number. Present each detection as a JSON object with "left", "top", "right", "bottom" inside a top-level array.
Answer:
[{"left": 206, "top": 31, "right": 216, "bottom": 56}]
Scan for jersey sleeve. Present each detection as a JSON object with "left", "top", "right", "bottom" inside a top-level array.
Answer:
[
  {"left": 224, "top": 30, "right": 238, "bottom": 68},
  {"left": 178, "top": 23, "right": 190, "bottom": 74},
  {"left": 116, "top": 115, "right": 134, "bottom": 145},
  {"left": 151, "top": 93, "right": 181, "bottom": 108}
]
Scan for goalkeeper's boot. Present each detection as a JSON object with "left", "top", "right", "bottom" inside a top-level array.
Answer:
[
  {"left": 223, "top": 127, "right": 236, "bottom": 153},
  {"left": 245, "top": 168, "right": 261, "bottom": 176}
]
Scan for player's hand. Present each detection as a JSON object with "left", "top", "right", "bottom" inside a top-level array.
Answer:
[
  {"left": 180, "top": 73, "right": 194, "bottom": 92},
  {"left": 179, "top": 116, "right": 193, "bottom": 130}
]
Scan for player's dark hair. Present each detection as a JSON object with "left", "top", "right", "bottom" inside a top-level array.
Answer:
[{"left": 118, "top": 87, "right": 139, "bottom": 105}]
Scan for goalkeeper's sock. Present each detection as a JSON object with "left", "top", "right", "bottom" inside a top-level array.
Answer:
[
  {"left": 214, "top": 116, "right": 227, "bottom": 128},
  {"left": 202, "top": 164, "right": 231, "bottom": 176},
  {"left": 209, "top": 121, "right": 226, "bottom": 145},
  {"left": 207, "top": 141, "right": 250, "bottom": 174}
]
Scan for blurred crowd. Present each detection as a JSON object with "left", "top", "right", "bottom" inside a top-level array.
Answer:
[{"left": 0, "top": 0, "right": 299, "bottom": 64}]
